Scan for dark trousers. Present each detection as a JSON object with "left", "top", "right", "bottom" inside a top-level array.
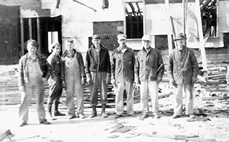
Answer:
[
  {"left": 90, "top": 72, "right": 108, "bottom": 106},
  {"left": 47, "top": 76, "right": 63, "bottom": 105}
]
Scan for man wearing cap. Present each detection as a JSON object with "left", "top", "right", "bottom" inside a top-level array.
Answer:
[
  {"left": 110, "top": 34, "right": 135, "bottom": 118},
  {"left": 135, "top": 35, "right": 164, "bottom": 120},
  {"left": 168, "top": 33, "right": 199, "bottom": 119},
  {"left": 18, "top": 39, "right": 52, "bottom": 126},
  {"left": 63, "top": 39, "right": 86, "bottom": 119},
  {"left": 85, "top": 34, "right": 111, "bottom": 118},
  {"left": 47, "top": 41, "right": 65, "bottom": 119}
]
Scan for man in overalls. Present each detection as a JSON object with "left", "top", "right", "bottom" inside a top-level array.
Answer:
[
  {"left": 63, "top": 39, "right": 85, "bottom": 119},
  {"left": 18, "top": 39, "right": 51, "bottom": 126}
]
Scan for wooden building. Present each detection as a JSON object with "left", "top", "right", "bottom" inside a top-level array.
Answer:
[{"left": 0, "top": 0, "right": 229, "bottom": 66}]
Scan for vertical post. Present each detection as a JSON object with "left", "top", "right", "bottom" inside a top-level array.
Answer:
[
  {"left": 29, "top": 18, "right": 32, "bottom": 39},
  {"left": 20, "top": 17, "right": 24, "bottom": 56},
  {"left": 183, "top": 0, "right": 187, "bottom": 46},
  {"left": 196, "top": 0, "right": 208, "bottom": 71},
  {"left": 165, "top": 0, "right": 173, "bottom": 54},
  {"left": 36, "top": 17, "right": 41, "bottom": 53}
]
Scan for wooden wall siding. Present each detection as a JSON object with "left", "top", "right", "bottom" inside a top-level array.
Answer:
[
  {"left": 0, "top": 5, "right": 19, "bottom": 65},
  {"left": 92, "top": 21, "right": 124, "bottom": 51}
]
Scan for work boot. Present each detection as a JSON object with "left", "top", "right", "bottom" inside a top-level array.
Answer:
[
  {"left": 101, "top": 104, "right": 107, "bottom": 118},
  {"left": 54, "top": 101, "right": 65, "bottom": 116},
  {"left": 89, "top": 106, "right": 97, "bottom": 118}
]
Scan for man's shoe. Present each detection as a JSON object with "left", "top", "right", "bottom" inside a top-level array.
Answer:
[
  {"left": 89, "top": 113, "right": 97, "bottom": 118},
  {"left": 68, "top": 115, "right": 76, "bottom": 119},
  {"left": 40, "top": 119, "right": 50, "bottom": 125},
  {"left": 101, "top": 112, "right": 108, "bottom": 118},
  {"left": 79, "top": 114, "right": 86, "bottom": 119},
  {"left": 54, "top": 111, "right": 65, "bottom": 116},
  {"left": 19, "top": 121, "right": 27, "bottom": 127},
  {"left": 114, "top": 114, "right": 123, "bottom": 119},
  {"left": 127, "top": 113, "right": 136, "bottom": 117},
  {"left": 139, "top": 114, "right": 148, "bottom": 120},
  {"left": 171, "top": 115, "right": 180, "bottom": 119},
  {"left": 153, "top": 114, "right": 161, "bottom": 119},
  {"left": 188, "top": 114, "right": 195, "bottom": 119}
]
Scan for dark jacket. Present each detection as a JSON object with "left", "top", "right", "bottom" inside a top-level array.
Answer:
[
  {"left": 85, "top": 44, "right": 111, "bottom": 74},
  {"left": 18, "top": 53, "right": 52, "bottom": 87},
  {"left": 111, "top": 46, "right": 135, "bottom": 83},
  {"left": 168, "top": 47, "right": 199, "bottom": 85},
  {"left": 135, "top": 47, "right": 164, "bottom": 81},
  {"left": 63, "top": 49, "right": 85, "bottom": 78},
  {"left": 47, "top": 54, "right": 64, "bottom": 80}
]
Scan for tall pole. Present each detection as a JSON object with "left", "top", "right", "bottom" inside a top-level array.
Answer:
[
  {"left": 29, "top": 18, "right": 32, "bottom": 39},
  {"left": 36, "top": 17, "right": 41, "bottom": 53},
  {"left": 196, "top": 0, "right": 208, "bottom": 71},
  {"left": 20, "top": 17, "right": 24, "bottom": 56},
  {"left": 183, "top": 0, "right": 187, "bottom": 46},
  {"left": 165, "top": 0, "right": 173, "bottom": 54}
]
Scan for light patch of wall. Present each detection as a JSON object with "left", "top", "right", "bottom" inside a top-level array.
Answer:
[
  {"left": 59, "top": 0, "right": 125, "bottom": 59},
  {"left": 218, "top": 1, "right": 229, "bottom": 33}
]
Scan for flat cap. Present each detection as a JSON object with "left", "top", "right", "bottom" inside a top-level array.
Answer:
[
  {"left": 174, "top": 33, "right": 187, "bottom": 41},
  {"left": 142, "top": 35, "right": 151, "bottom": 41},
  {"left": 92, "top": 34, "right": 100, "bottom": 39},
  {"left": 117, "top": 34, "right": 127, "bottom": 40}
]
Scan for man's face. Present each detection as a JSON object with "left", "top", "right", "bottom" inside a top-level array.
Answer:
[
  {"left": 92, "top": 39, "right": 101, "bottom": 47},
  {"left": 118, "top": 39, "right": 126, "bottom": 46},
  {"left": 142, "top": 40, "right": 151, "bottom": 49},
  {"left": 53, "top": 44, "right": 61, "bottom": 55},
  {"left": 27, "top": 43, "right": 37, "bottom": 54},
  {"left": 176, "top": 39, "right": 185, "bottom": 50},
  {"left": 66, "top": 42, "right": 73, "bottom": 51}
]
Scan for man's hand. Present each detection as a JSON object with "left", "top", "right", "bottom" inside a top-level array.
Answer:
[
  {"left": 170, "top": 79, "right": 177, "bottom": 87},
  {"left": 111, "top": 79, "right": 117, "bottom": 88},
  {"left": 86, "top": 77, "right": 92, "bottom": 85},
  {"left": 156, "top": 77, "right": 162, "bottom": 84},
  {"left": 192, "top": 77, "right": 198, "bottom": 84},
  {"left": 81, "top": 77, "right": 85, "bottom": 85},
  {"left": 62, "top": 81, "right": 66, "bottom": 88},
  {"left": 42, "top": 78, "right": 47, "bottom": 83},
  {"left": 19, "top": 86, "right": 25, "bottom": 92},
  {"left": 134, "top": 79, "right": 140, "bottom": 88},
  {"left": 106, "top": 77, "right": 110, "bottom": 85}
]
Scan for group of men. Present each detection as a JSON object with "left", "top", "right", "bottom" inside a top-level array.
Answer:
[{"left": 17, "top": 33, "right": 199, "bottom": 127}]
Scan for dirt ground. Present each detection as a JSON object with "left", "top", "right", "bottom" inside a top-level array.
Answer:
[{"left": 1, "top": 65, "right": 229, "bottom": 142}]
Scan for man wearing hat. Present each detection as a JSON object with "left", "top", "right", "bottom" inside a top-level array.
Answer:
[
  {"left": 85, "top": 34, "right": 111, "bottom": 118},
  {"left": 110, "top": 34, "right": 135, "bottom": 118},
  {"left": 18, "top": 39, "right": 52, "bottom": 126},
  {"left": 168, "top": 33, "right": 199, "bottom": 119},
  {"left": 47, "top": 41, "right": 65, "bottom": 119},
  {"left": 135, "top": 35, "right": 164, "bottom": 120}
]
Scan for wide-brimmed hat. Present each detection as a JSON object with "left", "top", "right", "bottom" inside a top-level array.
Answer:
[{"left": 174, "top": 33, "right": 187, "bottom": 41}]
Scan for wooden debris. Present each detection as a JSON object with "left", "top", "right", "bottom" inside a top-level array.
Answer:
[{"left": 0, "top": 129, "right": 13, "bottom": 141}]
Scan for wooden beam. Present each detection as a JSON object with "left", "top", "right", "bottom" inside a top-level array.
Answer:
[
  {"left": 20, "top": 17, "right": 24, "bottom": 56},
  {"left": 165, "top": 0, "right": 173, "bottom": 54},
  {"left": 73, "top": 0, "right": 96, "bottom": 12},
  {"left": 36, "top": 18, "right": 41, "bottom": 54},
  {"left": 29, "top": 18, "right": 32, "bottom": 39},
  {"left": 170, "top": 16, "right": 177, "bottom": 48},
  {"left": 196, "top": 0, "right": 208, "bottom": 71}
]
